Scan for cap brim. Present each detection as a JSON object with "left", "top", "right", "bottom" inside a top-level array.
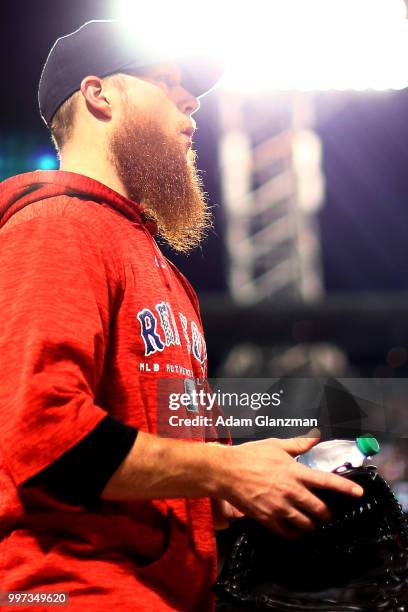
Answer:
[
  {"left": 124, "top": 52, "right": 224, "bottom": 99},
  {"left": 177, "top": 55, "right": 224, "bottom": 98}
]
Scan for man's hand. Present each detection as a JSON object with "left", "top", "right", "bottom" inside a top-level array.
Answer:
[
  {"left": 215, "top": 431, "right": 364, "bottom": 539},
  {"left": 211, "top": 498, "right": 244, "bottom": 530},
  {"left": 101, "top": 428, "right": 363, "bottom": 541}
]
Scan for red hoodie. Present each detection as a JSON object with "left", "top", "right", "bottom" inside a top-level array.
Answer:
[{"left": 0, "top": 171, "right": 218, "bottom": 611}]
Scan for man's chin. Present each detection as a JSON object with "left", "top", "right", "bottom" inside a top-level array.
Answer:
[
  {"left": 144, "top": 199, "right": 211, "bottom": 254},
  {"left": 187, "top": 147, "right": 197, "bottom": 165},
  {"left": 109, "top": 119, "right": 210, "bottom": 252}
]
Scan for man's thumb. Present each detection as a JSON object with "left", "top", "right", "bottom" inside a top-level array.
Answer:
[{"left": 275, "top": 428, "right": 321, "bottom": 457}]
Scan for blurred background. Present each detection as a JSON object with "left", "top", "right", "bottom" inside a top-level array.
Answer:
[{"left": 2, "top": 0, "right": 408, "bottom": 503}]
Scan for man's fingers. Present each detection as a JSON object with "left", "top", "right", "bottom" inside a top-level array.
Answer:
[
  {"left": 281, "top": 507, "right": 316, "bottom": 532},
  {"left": 269, "top": 518, "right": 306, "bottom": 540},
  {"left": 293, "top": 487, "right": 332, "bottom": 522},
  {"left": 301, "top": 467, "right": 364, "bottom": 497},
  {"left": 230, "top": 506, "right": 245, "bottom": 520},
  {"left": 224, "top": 501, "right": 245, "bottom": 520},
  {"left": 274, "top": 429, "right": 321, "bottom": 457}
]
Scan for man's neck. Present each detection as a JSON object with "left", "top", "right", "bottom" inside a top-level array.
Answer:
[{"left": 59, "top": 150, "right": 128, "bottom": 200}]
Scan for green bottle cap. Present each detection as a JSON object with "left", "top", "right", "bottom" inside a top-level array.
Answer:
[{"left": 356, "top": 435, "right": 380, "bottom": 457}]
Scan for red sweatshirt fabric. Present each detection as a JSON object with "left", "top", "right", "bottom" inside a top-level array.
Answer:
[{"left": 0, "top": 171, "right": 218, "bottom": 611}]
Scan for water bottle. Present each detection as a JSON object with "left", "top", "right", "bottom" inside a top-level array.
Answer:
[{"left": 297, "top": 435, "right": 380, "bottom": 472}]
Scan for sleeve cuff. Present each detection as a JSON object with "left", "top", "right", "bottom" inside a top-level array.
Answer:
[{"left": 22, "top": 415, "right": 138, "bottom": 507}]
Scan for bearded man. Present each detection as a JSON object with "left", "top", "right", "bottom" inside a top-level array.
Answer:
[{"left": 0, "top": 20, "right": 363, "bottom": 611}]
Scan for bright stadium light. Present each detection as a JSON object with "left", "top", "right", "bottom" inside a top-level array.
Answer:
[
  {"left": 118, "top": 0, "right": 226, "bottom": 57},
  {"left": 119, "top": 0, "right": 408, "bottom": 91}
]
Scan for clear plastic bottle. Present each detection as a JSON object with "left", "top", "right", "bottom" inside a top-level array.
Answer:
[{"left": 297, "top": 435, "right": 380, "bottom": 472}]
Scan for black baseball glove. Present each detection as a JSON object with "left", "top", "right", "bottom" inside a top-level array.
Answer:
[{"left": 214, "top": 465, "right": 408, "bottom": 612}]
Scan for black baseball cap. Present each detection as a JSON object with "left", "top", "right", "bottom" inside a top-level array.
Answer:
[{"left": 38, "top": 19, "right": 224, "bottom": 127}]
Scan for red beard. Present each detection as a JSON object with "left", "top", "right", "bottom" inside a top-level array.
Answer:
[{"left": 109, "top": 112, "right": 212, "bottom": 253}]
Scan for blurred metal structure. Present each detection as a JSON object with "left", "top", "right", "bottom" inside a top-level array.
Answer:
[
  {"left": 218, "top": 91, "right": 325, "bottom": 304},
  {"left": 201, "top": 293, "right": 408, "bottom": 377}
]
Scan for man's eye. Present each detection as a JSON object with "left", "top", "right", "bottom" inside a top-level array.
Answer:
[{"left": 156, "top": 75, "right": 175, "bottom": 87}]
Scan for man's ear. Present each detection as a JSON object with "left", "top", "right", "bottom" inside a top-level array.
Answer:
[{"left": 80, "top": 75, "right": 113, "bottom": 121}]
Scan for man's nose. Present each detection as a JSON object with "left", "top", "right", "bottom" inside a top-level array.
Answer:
[{"left": 179, "top": 90, "right": 200, "bottom": 116}]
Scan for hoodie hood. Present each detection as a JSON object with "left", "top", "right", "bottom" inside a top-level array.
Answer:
[{"left": 0, "top": 170, "right": 158, "bottom": 235}]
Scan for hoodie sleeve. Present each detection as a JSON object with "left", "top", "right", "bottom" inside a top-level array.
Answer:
[{"left": 0, "top": 214, "right": 122, "bottom": 486}]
